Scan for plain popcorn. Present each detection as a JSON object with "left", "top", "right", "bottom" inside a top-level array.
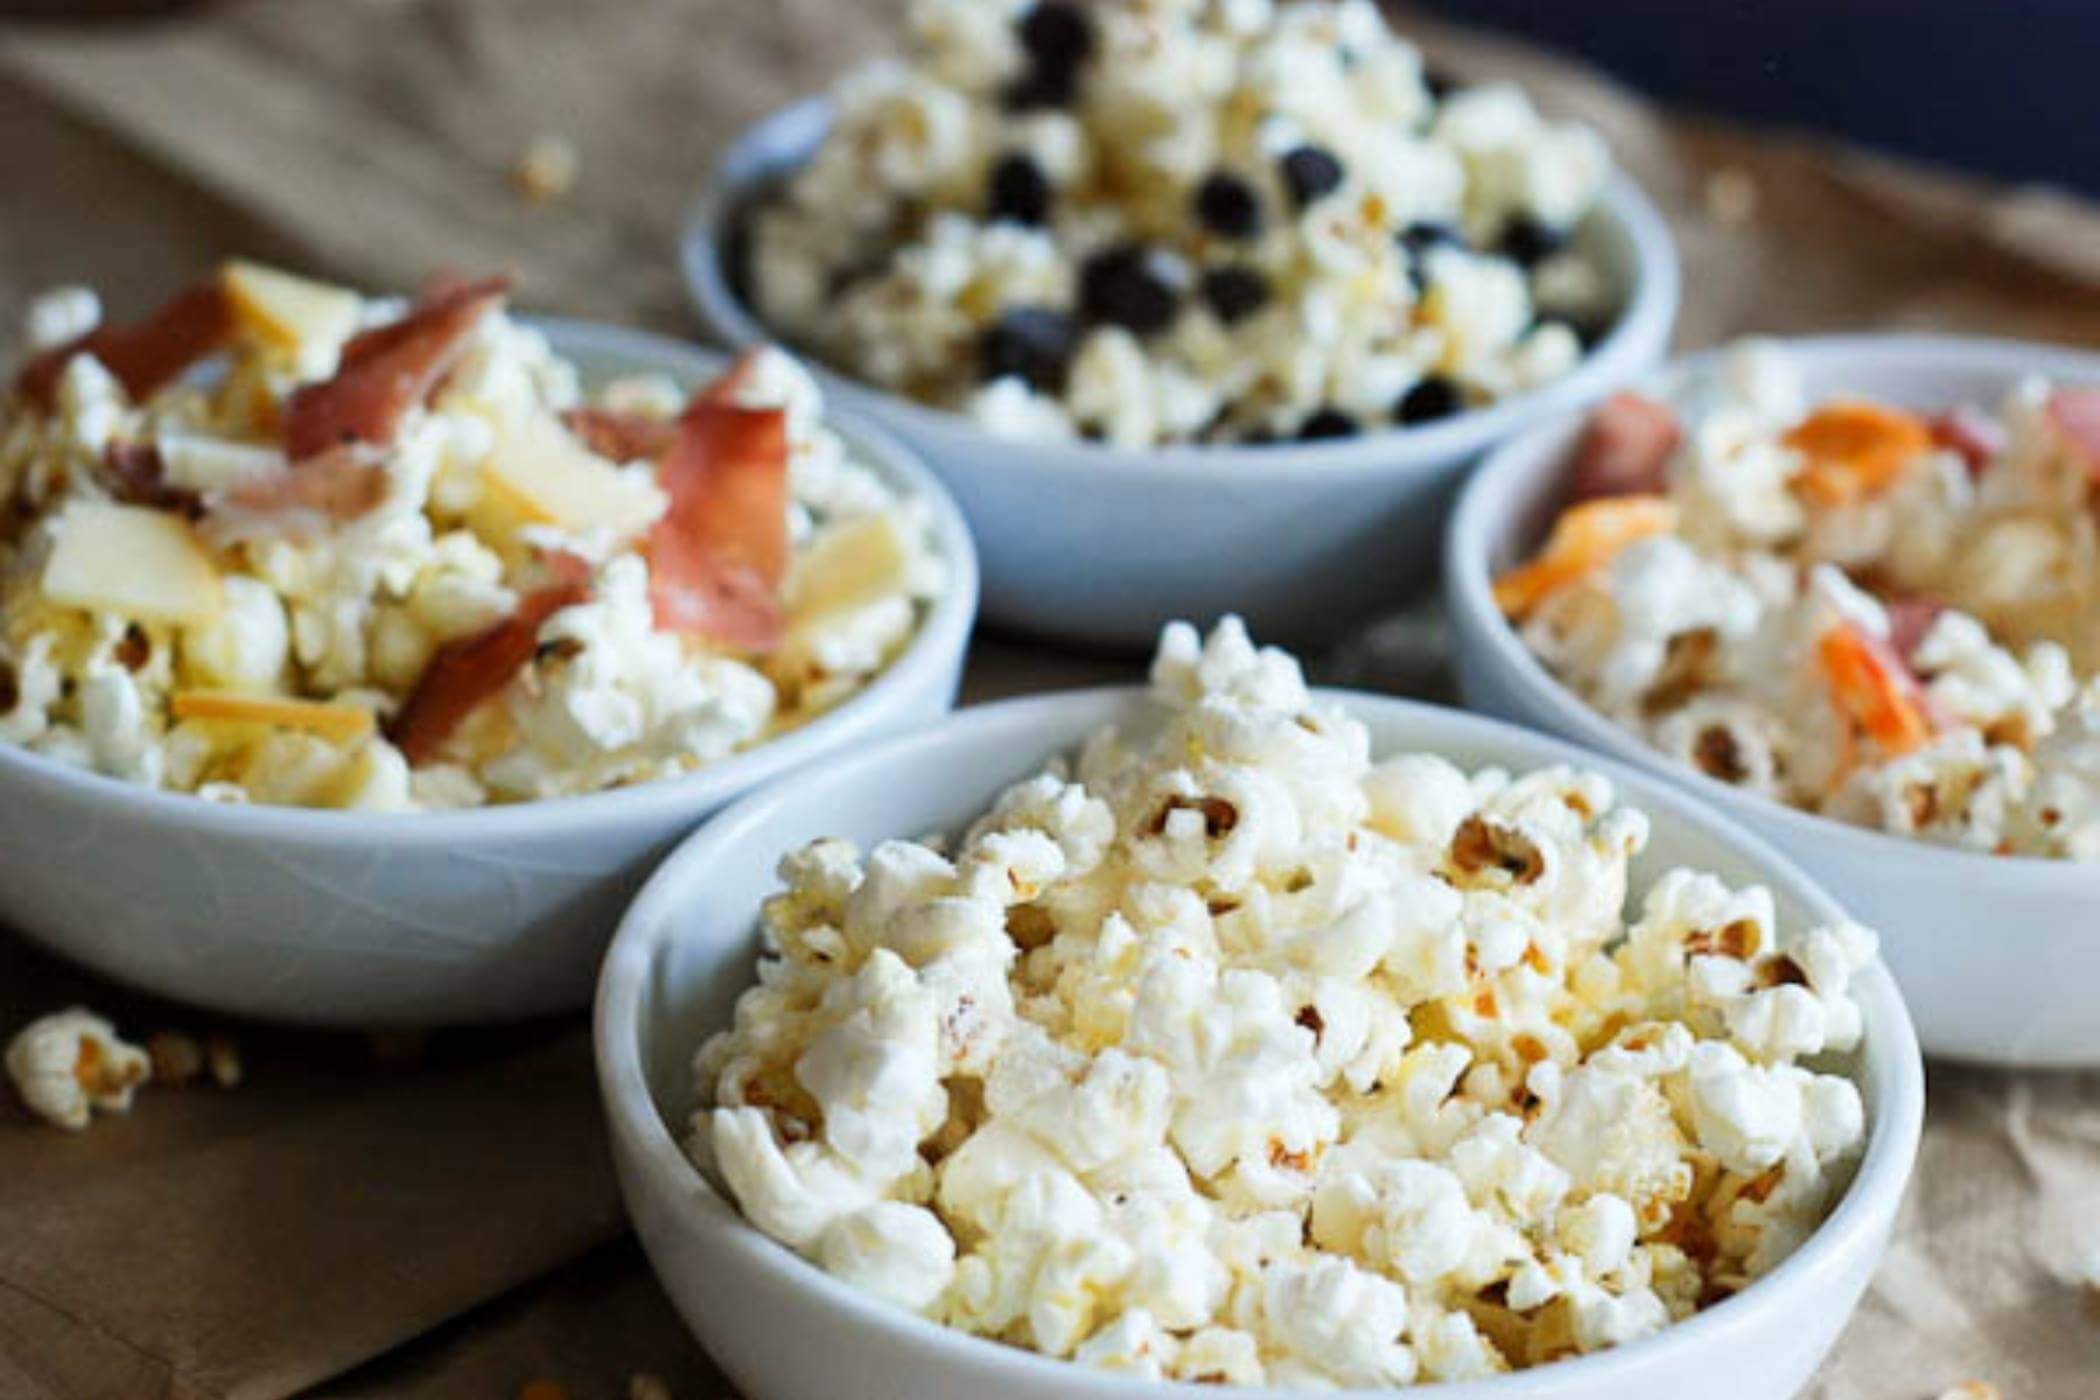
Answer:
[{"left": 689, "top": 617, "right": 1877, "bottom": 1384}]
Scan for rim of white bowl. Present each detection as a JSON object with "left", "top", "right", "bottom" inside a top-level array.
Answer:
[
  {"left": 1447, "top": 330, "right": 2100, "bottom": 887},
  {"left": 0, "top": 317, "right": 979, "bottom": 843},
  {"left": 596, "top": 686, "right": 1924, "bottom": 1400},
  {"left": 681, "top": 97, "right": 1682, "bottom": 484}
]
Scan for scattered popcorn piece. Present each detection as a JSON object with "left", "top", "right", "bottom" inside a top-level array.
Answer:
[
  {"left": 628, "top": 1373, "right": 673, "bottom": 1400},
  {"left": 146, "top": 1031, "right": 205, "bottom": 1088},
  {"left": 689, "top": 617, "right": 1879, "bottom": 1386},
  {"left": 1702, "top": 167, "right": 1759, "bottom": 226},
  {"left": 6, "top": 1008, "right": 152, "bottom": 1131},
  {"left": 203, "top": 1031, "right": 244, "bottom": 1089},
  {"left": 513, "top": 135, "right": 579, "bottom": 202},
  {"left": 1935, "top": 1383, "right": 1998, "bottom": 1400}
]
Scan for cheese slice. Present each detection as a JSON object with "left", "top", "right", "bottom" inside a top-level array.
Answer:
[
  {"left": 221, "top": 260, "right": 361, "bottom": 357},
  {"left": 43, "top": 503, "right": 224, "bottom": 624},
  {"left": 789, "top": 512, "right": 913, "bottom": 622},
  {"left": 484, "top": 411, "right": 665, "bottom": 536},
  {"left": 156, "top": 433, "right": 286, "bottom": 494},
  {"left": 171, "top": 690, "right": 375, "bottom": 745}
]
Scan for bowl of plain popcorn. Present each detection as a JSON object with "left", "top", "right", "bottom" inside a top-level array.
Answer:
[
  {"left": 684, "top": 0, "right": 1678, "bottom": 648},
  {"left": 596, "top": 618, "right": 1921, "bottom": 1399},
  {"left": 0, "top": 266, "right": 976, "bottom": 1025},
  {"left": 1447, "top": 335, "right": 2100, "bottom": 1066}
]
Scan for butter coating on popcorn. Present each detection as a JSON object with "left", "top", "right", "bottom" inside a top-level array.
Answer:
[
  {"left": 0, "top": 267, "right": 943, "bottom": 809},
  {"left": 1503, "top": 342, "right": 2100, "bottom": 859},
  {"left": 742, "top": 0, "right": 1620, "bottom": 448},
  {"left": 691, "top": 617, "right": 1876, "bottom": 1383},
  {"left": 6, "top": 1007, "right": 151, "bottom": 1131}
]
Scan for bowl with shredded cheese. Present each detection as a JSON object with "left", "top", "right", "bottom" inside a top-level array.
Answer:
[
  {"left": 598, "top": 618, "right": 1919, "bottom": 1399},
  {"left": 0, "top": 268, "right": 976, "bottom": 1025}
]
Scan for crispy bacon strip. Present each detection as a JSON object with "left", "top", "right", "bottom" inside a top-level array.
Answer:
[
  {"left": 561, "top": 347, "right": 766, "bottom": 463},
  {"left": 1567, "top": 392, "right": 1680, "bottom": 502},
  {"left": 2047, "top": 387, "right": 2100, "bottom": 482},
  {"left": 1883, "top": 595, "right": 1945, "bottom": 662},
  {"left": 282, "top": 275, "right": 511, "bottom": 461},
  {"left": 386, "top": 552, "right": 592, "bottom": 766},
  {"left": 217, "top": 445, "right": 390, "bottom": 530},
  {"left": 645, "top": 390, "right": 790, "bottom": 653},
  {"left": 102, "top": 442, "right": 203, "bottom": 518},
  {"left": 697, "top": 348, "right": 764, "bottom": 406},
  {"left": 1818, "top": 621, "right": 1933, "bottom": 758},
  {"left": 15, "top": 281, "right": 234, "bottom": 409},
  {"left": 559, "top": 407, "right": 678, "bottom": 463},
  {"left": 1927, "top": 406, "right": 2004, "bottom": 480}
]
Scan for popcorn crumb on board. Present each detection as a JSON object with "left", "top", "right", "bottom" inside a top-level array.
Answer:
[
  {"left": 1503, "top": 340, "right": 2100, "bottom": 860},
  {"left": 513, "top": 134, "right": 580, "bottom": 202},
  {"left": 204, "top": 1031, "right": 243, "bottom": 1089},
  {"left": 146, "top": 1031, "right": 205, "bottom": 1088},
  {"left": 6, "top": 1008, "right": 151, "bottom": 1131},
  {"left": 628, "top": 1373, "right": 673, "bottom": 1400},
  {"left": 1702, "top": 168, "right": 1759, "bottom": 226},
  {"left": 688, "top": 616, "right": 1878, "bottom": 1385}
]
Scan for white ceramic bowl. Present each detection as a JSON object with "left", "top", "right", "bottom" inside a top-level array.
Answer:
[
  {"left": 684, "top": 99, "right": 1680, "bottom": 650},
  {"left": 0, "top": 321, "right": 977, "bottom": 1027},
  {"left": 1447, "top": 334, "right": 2100, "bottom": 1067},
  {"left": 597, "top": 687, "right": 1922, "bottom": 1400}
]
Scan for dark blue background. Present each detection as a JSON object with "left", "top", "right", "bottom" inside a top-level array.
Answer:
[{"left": 1418, "top": 1, "right": 2099, "bottom": 195}]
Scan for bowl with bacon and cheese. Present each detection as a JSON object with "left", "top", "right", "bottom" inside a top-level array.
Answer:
[{"left": 0, "top": 264, "right": 976, "bottom": 1025}]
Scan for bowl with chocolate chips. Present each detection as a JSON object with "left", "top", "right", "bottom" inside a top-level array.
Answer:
[{"left": 685, "top": 0, "right": 1676, "bottom": 647}]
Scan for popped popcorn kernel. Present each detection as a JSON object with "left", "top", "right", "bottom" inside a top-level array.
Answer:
[
  {"left": 6, "top": 1008, "right": 151, "bottom": 1131},
  {"left": 689, "top": 617, "right": 1879, "bottom": 1386}
]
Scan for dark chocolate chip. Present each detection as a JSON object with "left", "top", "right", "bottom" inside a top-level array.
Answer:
[
  {"left": 1078, "top": 244, "right": 1180, "bottom": 335},
  {"left": 979, "top": 307, "right": 1077, "bottom": 392},
  {"left": 1497, "top": 214, "right": 1569, "bottom": 268},
  {"left": 1280, "top": 146, "right": 1346, "bottom": 209},
  {"left": 1194, "top": 170, "right": 1263, "bottom": 239},
  {"left": 1298, "top": 408, "right": 1360, "bottom": 441},
  {"left": 1198, "top": 265, "right": 1270, "bottom": 325},
  {"left": 988, "top": 153, "right": 1052, "bottom": 225},
  {"left": 1018, "top": 1, "right": 1094, "bottom": 70},
  {"left": 1396, "top": 374, "right": 1465, "bottom": 425}
]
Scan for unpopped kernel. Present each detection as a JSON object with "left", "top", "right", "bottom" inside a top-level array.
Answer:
[{"left": 690, "top": 617, "right": 1875, "bottom": 1384}]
